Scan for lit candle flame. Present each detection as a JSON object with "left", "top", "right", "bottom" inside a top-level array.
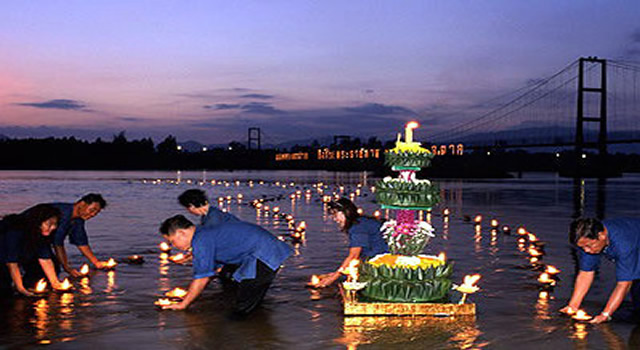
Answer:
[
  {"left": 528, "top": 233, "right": 538, "bottom": 242},
  {"left": 106, "top": 258, "right": 118, "bottom": 268},
  {"left": 572, "top": 310, "right": 592, "bottom": 321},
  {"left": 297, "top": 221, "right": 306, "bottom": 231},
  {"left": 310, "top": 275, "right": 320, "bottom": 286},
  {"left": 545, "top": 265, "right": 560, "bottom": 274},
  {"left": 528, "top": 247, "right": 543, "bottom": 257},
  {"left": 539, "top": 291, "right": 549, "bottom": 300},
  {"left": 517, "top": 227, "right": 527, "bottom": 235},
  {"left": 405, "top": 121, "right": 419, "bottom": 143},
  {"left": 341, "top": 259, "right": 360, "bottom": 282},
  {"left": 59, "top": 278, "right": 72, "bottom": 291},
  {"left": 437, "top": 252, "right": 446, "bottom": 262},
  {"left": 537, "top": 272, "right": 556, "bottom": 285},
  {"left": 456, "top": 274, "right": 481, "bottom": 294},
  {"left": 474, "top": 215, "right": 482, "bottom": 224},
  {"left": 35, "top": 278, "right": 47, "bottom": 293},
  {"left": 80, "top": 264, "right": 90, "bottom": 275},
  {"left": 490, "top": 219, "right": 499, "bottom": 227},
  {"left": 154, "top": 298, "right": 174, "bottom": 307},
  {"left": 159, "top": 242, "right": 171, "bottom": 252},
  {"left": 169, "top": 253, "right": 185, "bottom": 262},
  {"left": 165, "top": 287, "right": 188, "bottom": 299}
]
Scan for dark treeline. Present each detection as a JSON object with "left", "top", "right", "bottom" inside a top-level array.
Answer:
[
  {"left": 0, "top": 133, "right": 275, "bottom": 170},
  {"left": 2, "top": 134, "right": 640, "bottom": 177}
]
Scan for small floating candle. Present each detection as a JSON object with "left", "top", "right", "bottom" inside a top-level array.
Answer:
[
  {"left": 572, "top": 310, "right": 592, "bottom": 321},
  {"left": 35, "top": 278, "right": 47, "bottom": 293},
  {"left": 59, "top": 278, "right": 72, "bottom": 291},
  {"left": 159, "top": 242, "right": 171, "bottom": 252},
  {"left": 79, "top": 264, "right": 90, "bottom": 276},
  {"left": 165, "top": 287, "right": 188, "bottom": 299},
  {"left": 127, "top": 255, "right": 145, "bottom": 264},
  {"left": 154, "top": 298, "right": 175, "bottom": 307},
  {"left": 538, "top": 272, "right": 556, "bottom": 286},
  {"left": 310, "top": 275, "right": 320, "bottom": 286},
  {"left": 169, "top": 253, "right": 185, "bottom": 263},
  {"left": 105, "top": 258, "right": 118, "bottom": 269},
  {"left": 545, "top": 265, "right": 560, "bottom": 275}
]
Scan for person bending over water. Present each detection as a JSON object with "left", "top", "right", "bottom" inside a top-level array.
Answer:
[
  {"left": 315, "top": 198, "right": 388, "bottom": 287},
  {"left": 178, "top": 189, "right": 240, "bottom": 228},
  {"left": 49, "top": 194, "right": 109, "bottom": 277},
  {"left": 159, "top": 215, "right": 292, "bottom": 317},
  {"left": 0, "top": 204, "right": 66, "bottom": 296},
  {"left": 561, "top": 217, "right": 640, "bottom": 324},
  {"left": 175, "top": 189, "right": 241, "bottom": 266}
]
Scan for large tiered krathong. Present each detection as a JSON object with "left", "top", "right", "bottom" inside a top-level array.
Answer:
[{"left": 358, "top": 123, "right": 452, "bottom": 303}]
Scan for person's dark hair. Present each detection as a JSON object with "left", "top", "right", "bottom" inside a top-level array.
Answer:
[
  {"left": 160, "top": 215, "right": 195, "bottom": 236},
  {"left": 569, "top": 217, "right": 604, "bottom": 245},
  {"left": 178, "top": 189, "right": 208, "bottom": 208},
  {"left": 2, "top": 204, "right": 62, "bottom": 259},
  {"left": 78, "top": 193, "right": 107, "bottom": 209},
  {"left": 327, "top": 197, "right": 361, "bottom": 232}
]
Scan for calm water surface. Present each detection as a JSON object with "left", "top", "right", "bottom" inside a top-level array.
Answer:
[{"left": 1, "top": 170, "right": 640, "bottom": 349}]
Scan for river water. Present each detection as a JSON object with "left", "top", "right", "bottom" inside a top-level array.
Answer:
[{"left": 1, "top": 170, "right": 639, "bottom": 349}]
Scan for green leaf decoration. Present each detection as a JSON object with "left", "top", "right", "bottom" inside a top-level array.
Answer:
[{"left": 385, "top": 151, "right": 434, "bottom": 169}]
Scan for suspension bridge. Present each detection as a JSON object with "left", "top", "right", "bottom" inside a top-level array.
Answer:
[{"left": 425, "top": 57, "right": 640, "bottom": 157}]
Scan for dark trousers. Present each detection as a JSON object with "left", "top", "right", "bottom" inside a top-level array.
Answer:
[
  {"left": 0, "top": 265, "right": 13, "bottom": 296},
  {"left": 232, "top": 260, "right": 277, "bottom": 316}
]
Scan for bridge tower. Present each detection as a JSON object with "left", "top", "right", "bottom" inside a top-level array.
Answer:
[
  {"left": 575, "top": 57, "right": 607, "bottom": 158},
  {"left": 248, "top": 127, "right": 261, "bottom": 150}
]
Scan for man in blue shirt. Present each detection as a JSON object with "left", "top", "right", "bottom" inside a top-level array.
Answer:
[
  {"left": 175, "top": 189, "right": 241, "bottom": 268},
  {"left": 159, "top": 215, "right": 292, "bottom": 317},
  {"left": 560, "top": 217, "right": 640, "bottom": 323},
  {"left": 50, "top": 193, "right": 109, "bottom": 277},
  {"left": 178, "top": 189, "right": 240, "bottom": 228}
]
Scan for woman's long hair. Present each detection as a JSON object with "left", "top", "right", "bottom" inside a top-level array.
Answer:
[
  {"left": 1, "top": 204, "right": 61, "bottom": 261},
  {"left": 327, "top": 198, "right": 362, "bottom": 233}
]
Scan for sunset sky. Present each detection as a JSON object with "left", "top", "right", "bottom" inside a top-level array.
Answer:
[{"left": 1, "top": 1, "right": 638, "bottom": 145}]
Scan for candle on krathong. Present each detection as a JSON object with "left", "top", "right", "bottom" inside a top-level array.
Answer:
[
  {"left": 154, "top": 298, "right": 176, "bottom": 307},
  {"left": 165, "top": 287, "right": 188, "bottom": 299},
  {"left": 105, "top": 258, "right": 118, "bottom": 269},
  {"left": 159, "top": 242, "right": 171, "bottom": 252},
  {"left": 341, "top": 259, "right": 360, "bottom": 282},
  {"left": 539, "top": 291, "right": 549, "bottom": 300},
  {"left": 404, "top": 121, "right": 419, "bottom": 143},
  {"left": 455, "top": 274, "right": 481, "bottom": 304},
  {"left": 296, "top": 221, "right": 306, "bottom": 232},
  {"left": 537, "top": 272, "right": 556, "bottom": 286},
  {"left": 309, "top": 275, "right": 320, "bottom": 287},
  {"left": 169, "top": 253, "right": 185, "bottom": 263},
  {"left": 545, "top": 265, "right": 560, "bottom": 275},
  {"left": 490, "top": 219, "right": 499, "bottom": 228},
  {"left": 517, "top": 227, "right": 527, "bottom": 235},
  {"left": 127, "top": 255, "right": 145, "bottom": 264},
  {"left": 79, "top": 264, "right": 90, "bottom": 276},
  {"left": 572, "top": 310, "right": 592, "bottom": 321},
  {"left": 59, "top": 278, "right": 72, "bottom": 291},
  {"left": 474, "top": 215, "right": 482, "bottom": 224},
  {"left": 437, "top": 252, "right": 446, "bottom": 262},
  {"left": 35, "top": 278, "right": 48, "bottom": 293}
]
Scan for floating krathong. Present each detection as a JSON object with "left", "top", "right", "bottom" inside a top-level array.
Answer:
[
  {"left": 35, "top": 278, "right": 48, "bottom": 293},
  {"left": 537, "top": 272, "right": 556, "bottom": 286},
  {"left": 169, "top": 253, "right": 185, "bottom": 263},
  {"left": 59, "top": 278, "right": 72, "bottom": 291},
  {"left": 165, "top": 287, "right": 188, "bottom": 299},
  {"left": 79, "top": 264, "right": 90, "bottom": 276},
  {"left": 105, "top": 258, "right": 118, "bottom": 269},
  {"left": 159, "top": 242, "right": 171, "bottom": 252},
  {"left": 572, "top": 310, "right": 592, "bottom": 322},
  {"left": 455, "top": 274, "right": 481, "bottom": 304},
  {"left": 310, "top": 275, "right": 320, "bottom": 286},
  {"left": 154, "top": 298, "right": 176, "bottom": 307},
  {"left": 127, "top": 255, "right": 145, "bottom": 264}
]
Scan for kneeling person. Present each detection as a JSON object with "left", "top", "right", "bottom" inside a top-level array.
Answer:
[{"left": 159, "top": 215, "right": 292, "bottom": 315}]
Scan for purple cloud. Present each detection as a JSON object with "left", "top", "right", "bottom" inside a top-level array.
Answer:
[{"left": 16, "top": 99, "right": 86, "bottom": 110}]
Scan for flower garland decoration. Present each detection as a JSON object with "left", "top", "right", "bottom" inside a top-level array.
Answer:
[{"left": 381, "top": 219, "right": 436, "bottom": 256}]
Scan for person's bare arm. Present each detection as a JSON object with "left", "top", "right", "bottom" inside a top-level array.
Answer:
[
  {"left": 560, "top": 270, "right": 594, "bottom": 314},
  {"left": 77, "top": 245, "right": 108, "bottom": 269},
  {"left": 54, "top": 245, "right": 81, "bottom": 277},
  {"left": 591, "top": 281, "right": 632, "bottom": 324},
  {"left": 38, "top": 258, "right": 63, "bottom": 289},
  {"left": 6, "top": 263, "right": 34, "bottom": 296}
]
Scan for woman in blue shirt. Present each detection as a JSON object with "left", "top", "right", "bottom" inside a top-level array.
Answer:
[
  {"left": 316, "top": 198, "right": 387, "bottom": 287},
  {"left": 0, "top": 204, "right": 65, "bottom": 296}
]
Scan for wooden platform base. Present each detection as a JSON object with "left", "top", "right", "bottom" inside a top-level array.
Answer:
[{"left": 341, "top": 286, "right": 476, "bottom": 316}]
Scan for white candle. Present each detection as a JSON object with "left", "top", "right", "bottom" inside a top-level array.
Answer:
[{"left": 405, "top": 121, "right": 419, "bottom": 143}]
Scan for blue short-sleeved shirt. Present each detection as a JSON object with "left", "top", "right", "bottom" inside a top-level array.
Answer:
[
  {"left": 201, "top": 206, "right": 240, "bottom": 228},
  {"left": 348, "top": 217, "right": 388, "bottom": 259},
  {"left": 579, "top": 218, "right": 640, "bottom": 281},
  {"left": 0, "top": 228, "right": 52, "bottom": 264},
  {"left": 50, "top": 203, "right": 89, "bottom": 246},
  {"left": 191, "top": 222, "right": 292, "bottom": 281}
]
